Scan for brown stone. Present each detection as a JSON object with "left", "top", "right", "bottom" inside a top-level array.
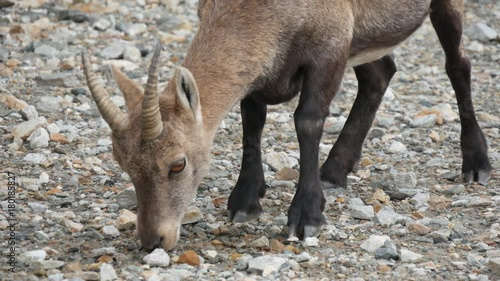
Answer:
[
  {"left": 408, "top": 223, "right": 431, "bottom": 236},
  {"left": 50, "top": 133, "right": 69, "bottom": 144},
  {"left": 269, "top": 239, "right": 286, "bottom": 252},
  {"left": 276, "top": 167, "right": 299, "bottom": 181},
  {"left": 177, "top": 250, "right": 200, "bottom": 266}
]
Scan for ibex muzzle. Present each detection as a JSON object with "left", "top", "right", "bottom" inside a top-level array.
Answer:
[{"left": 83, "top": 0, "right": 491, "bottom": 250}]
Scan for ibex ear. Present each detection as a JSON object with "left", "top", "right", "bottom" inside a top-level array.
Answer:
[
  {"left": 111, "top": 65, "right": 144, "bottom": 110},
  {"left": 175, "top": 67, "right": 202, "bottom": 123}
]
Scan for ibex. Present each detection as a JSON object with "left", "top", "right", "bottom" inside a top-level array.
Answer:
[{"left": 82, "top": 0, "right": 492, "bottom": 250}]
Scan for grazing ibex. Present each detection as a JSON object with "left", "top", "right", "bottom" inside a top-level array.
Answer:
[{"left": 82, "top": 0, "right": 492, "bottom": 250}]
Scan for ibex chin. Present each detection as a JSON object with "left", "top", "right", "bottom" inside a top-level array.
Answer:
[{"left": 82, "top": 0, "right": 492, "bottom": 250}]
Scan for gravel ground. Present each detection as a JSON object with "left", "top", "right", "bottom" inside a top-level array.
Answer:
[{"left": 1, "top": 0, "right": 499, "bottom": 280}]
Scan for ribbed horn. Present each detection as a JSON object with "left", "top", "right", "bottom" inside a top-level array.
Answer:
[
  {"left": 82, "top": 51, "right": 129, "bottom": 133},
  {"left": 141, "top": 42, "right": 163, "bottom": 140}
]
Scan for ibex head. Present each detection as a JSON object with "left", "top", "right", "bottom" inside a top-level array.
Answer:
[{"left": 82, "top": 43, "right": 210, "bottom": 250}]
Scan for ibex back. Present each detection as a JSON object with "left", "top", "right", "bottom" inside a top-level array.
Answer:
[{"left": 82, "top": 0, "right": 491, "bottom": 250}]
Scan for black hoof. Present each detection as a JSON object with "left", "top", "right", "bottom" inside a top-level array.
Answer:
[
  {"left": 320, "top": 158, "right": 348, "bottom": 188},
  {"left": 227, "top": 179, "right": 267, "bottom": 223},
  {"left": 287, "top": 190, "right": 326, "bottom": 239}
]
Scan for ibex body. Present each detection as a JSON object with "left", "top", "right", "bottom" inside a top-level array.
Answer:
[{"left": 83, "top": 0, "right": 492, "bottom": 250}]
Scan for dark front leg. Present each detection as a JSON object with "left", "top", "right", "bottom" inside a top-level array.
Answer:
[
  {"left": 321, "top": 56, "right": 397, "bottom": 187},
  {"left": 227, "top": 95, "right": 267, "bottom": 222},
  {"left": 430, "top": 0, "right": 492, "bottom": 184},
  {"left": 288, "top": 63, "right": 345, "bottom": 239}
]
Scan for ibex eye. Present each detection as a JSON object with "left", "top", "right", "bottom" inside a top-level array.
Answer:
[{"left": 170, "top": 158, "right": 186, "bottom": 174}]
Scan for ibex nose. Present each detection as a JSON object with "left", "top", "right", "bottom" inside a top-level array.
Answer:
[{"left": 139, "top": 223, "right": 180, "bottom": 251}]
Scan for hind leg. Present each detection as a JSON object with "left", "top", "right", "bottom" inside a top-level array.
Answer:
[
  {"left": 320, "top": 56, "right": 397, "bottom": 187},
  {"left": 430, "top": 0, "right": 492, "bottom": 184}
]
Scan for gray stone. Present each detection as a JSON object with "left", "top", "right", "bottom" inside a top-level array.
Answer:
[
  {"left": 19, "top": 250, "right": 47, "bottom": 264},
  {"left": 388, "top": 141, "right": 407, "bottom": 153},
  {"left": 236, "top": 254, "right": 253, "bottom": 270},
  {"left": 91, "top": 247, "right": 116, "bottom": 257},
  {"left": 97, "top": 139, "right": 112, "bottom": 146},
  {"left": 372, "top": 172, "right": 418, "bottom": 200},
  {"left": 101, "top": 43, "right": 125, "bottom": 59},
  {"left": 102, "top": 225, "right": 120, "bottom": 237},
  {"left": 124, "top": 46, "right": 142, "bottom": 62},
  {"left": 295, "top": 252, "right": 311, "bottom": 263},
  {"left": 375, "top": 240, "right": 400, "bottom": 260},
  {"left": 36, "top": 74, "right": 78, "bottom": 88},
  {"left": 11, "top": 116, "right": 47, "bottom": 140},
  {"left": 264, "top": 152, "right": 299, "bottom": 172},
  {"left": 20, "top": 105, "right": 39, "bottom": 120},
  {"left": 46, "top": 123, "right": 60, "bottom": 134},
  {"left": 27, "top": 128, "right": 50, "bottom": 149},
  {"left": 37, "top": 260, "right": 65, "bottom": 269},
  {"left": 247, "top": 256, "right": 288, "bottom": 275},
  {"left": 375, "top": 206, "right": 404, "bottom": 226},
  {"left": 100, "top": 263, "right": 117, "bottom": 281},
  {"left": 250, "top": 236, "right": 270, "bottom": 248},
  {"left": 350, "top": 205, "right": 374, "bottom": 220},
  {"left": 360, "top": 235, "right": 391, "bottom": 253},
  {"left": 93, "top": 18, "right": 111, "bottom": 31},
  {"left": 488, "top": 257, "right": 500, "bottom": 275},
  {"left": 116, "top": 187, "right": 137, "bottom": 209},
  {"left": 28, "top": 202, "right": 48, "bottom": 213},
  {"left": 349, "top": 198, "right": 365, "bottom": 206},
  {"left": 410, "top": 192, "right": 430, "bottom": 208},
  {"left": 143, "top": 248, "right": 170, "bottom": 267},
  {"left": 467, "top": 22, "right": 498, "bottom": 42},
  {"left": 429, "top": 229, "right": 451, "bottom": 243},
  {"left": 23, "top": 153, "right": 47, "bottom": 164},
  {"left": 400, "top": 248, "right": 423, "bottom": 262},
  {"left": 34, "top": 44, "right": 58, "bottom": 58},
  {"left": 443, "top": 184, "right": 466, "bottom": 196},
  {"left": 158, "top": 269, "right": 193, "bottom": 281},
  {"left": 123, "top": 23, "right": 148, "bottom": 37},
  {"left": 411, "top": 115, "right": 436, "bottom": 127}
]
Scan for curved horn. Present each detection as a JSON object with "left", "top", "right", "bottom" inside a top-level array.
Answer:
[
  {"left": 141, "top": 42, "right": 163, "bottom": 140},
  {"left": 82, "top": 51, "right": 129, "bottom": 133}
]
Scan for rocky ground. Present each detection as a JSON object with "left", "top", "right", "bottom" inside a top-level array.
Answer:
[{"left": 1, "top": 0, "right": 499, "bottom": 280}]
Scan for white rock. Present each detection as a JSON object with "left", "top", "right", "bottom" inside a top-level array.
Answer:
[
  {"left": 124, "top": 46, "right": 142, "bottom": 62},
  {"left": 116, "top": 209, "right": 137, "bottom": 230},
  {"left": 350, "top": 205, "right": 374, "bottom": 220},
  {"left": 27, "top": 127, "right": 50, "bottom": 149},
  {"left": 97, "top": 139, "right": 112, "bottom": 146},
  {"left": 23, "top": 153, "right": 47, "bottom": 164},
  {"left": 11, "top": 116, "right": 47, "bottom": 140},
  {"left": 100, "top": 263, "right": 117, "bottom": 281},
  {"left": 250, "top": 236, "right": 270, "bottom": 248},
  {"left": 19, "top": 250, "right": 47, "bottom": 264},
  {"left": 46, "top": 123, "right": 60, "bottom": 134},
  {"left": 101, "top": 43, "right": 125, "bottom": 59},
  {"left": 400, "top": 248, "right": 423, "bottom": 262},
  {"left": 375, "top": 206, "right": 404, "bottom": 226},
  {"left": 467, "top": 22, "right": 498, "bottom": 42},
  {"left": 143, "top": 248, "right": 170, "bottom": 267},
  {"left": 388, "top": 141, "right": 406, "bottom": 153},
  {"left": 103, "top": 60, "right": 139, "bottom": 71},
  {"left": 102, "top": 225, "right": 120, "bottom": 237},
  {"left": 360, "top": 235, "right": 391, "bottom": 253},
  {"left": 263, "top": 152, "right": 299, "bottom": 172},
  {"left": 247, "top": 256, "right": 288, "bottom": 275},
  {"left": 488, "top": 257, "right": 500, "bottom": 275},
  {"left": 438, "top": 103, "right": 459, "bottom": 122},
  {"left": 410, "top": 192, "right": 430, "bottom": 208},
  {"left": 303, "top": 237, "right": 319, "bottom": 247},
  {"left": 411, "top": 115, "right": 436, "bottom": 128}
]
